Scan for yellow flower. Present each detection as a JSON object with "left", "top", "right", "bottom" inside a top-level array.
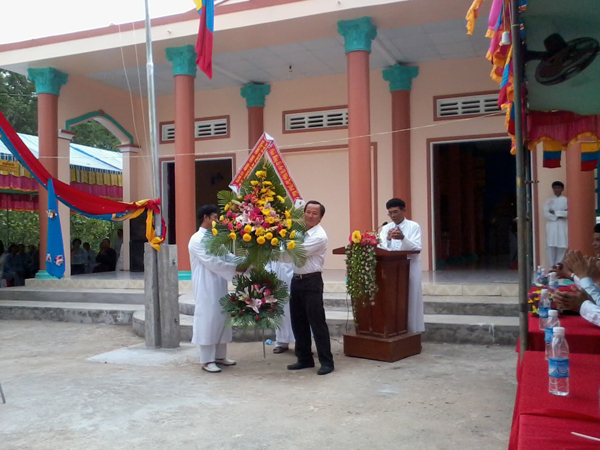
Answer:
[
  {"left": 287, "top": 241, "right": 296, "bottom": 250},
  {"left": 256, "top": 170, "right": 267, "bottom": 178},
  {"left": 238, "top": 196, "right": 243, "bottom": 199},
  {"left": 279, "top": 229, "right": 287, "bottom": 238},
  {"left": 224, "top": 204, "right": 230, "bottom": 211},
  {"left": 263, "top": 181, "right": 272, "bottom": 186},
  {"left": 212, "top": 220, "right": 216, "bottom": 228},
  {"left": 219, "top": 215, "right": 224, "bottom": 221},
  {"left": 255, "top": 227, "right": 265, "bottom": 236},
  {"left": 262, "top": 208, "right": 271, "bottom": 216},
  {"left": 243, "top": 233, "right": 252, "bottom": 242},
  {"left": 228, "top": 232, "right": 237, "bottom": 240},
  {"left": 352, "top": 230, "right": 362, "bottom": 244},
  {"left": 267, "top": 217, "right": 275, "bottom": 224},
  {"left": 257, "top": 236, "right": 266, "bottom": 245},
  {"left": 212, "top": 228, "right": 218, "bottom": 236},
  {"left": 250, "top": 180, "right": 259, "bottom": 186},
  {"left": 284, "top": 210, "right": 291, "bottom": 218},
  {"left": 244, "top": 225, "right": 252, "bottom": 233},
  {"left": 271, "top": 238, "right": 279, "bottom": 246},
  {"left": 286, "top": 218, "right": 292, "bottom": 228},
  {"left": 290, "top": 230, "right": 296, "bottom": 238},
  {"left": 265, "top": 232, "right": 273, "bottom": 240},
  {"left": 277, "top": 196, "right": 285, "bottom": 203},
  {"left": 266, "top": 197, "right": 274, "bottom": 202}
]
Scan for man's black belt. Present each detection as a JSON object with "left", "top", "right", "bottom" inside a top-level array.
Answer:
[{"left": 293, "top": 272, "right": 321, "bottom": 280}]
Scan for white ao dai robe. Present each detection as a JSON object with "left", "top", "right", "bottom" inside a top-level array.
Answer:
[
  {"left": 265, "top": 261, "right": 295, "bottom": 345},
  {"left": 188, "top": 227, "right": 238, "bottom": 346},
  {"left": 379, "top": 219, "right": 425, "bottom": 333}
]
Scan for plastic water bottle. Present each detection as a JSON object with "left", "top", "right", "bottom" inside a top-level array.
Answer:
[
  {"left": 538, "top": 288, "right": 550, "bottom": 330},
  {"left": 544, "top": 310, "right": 560, "bottom": 360},
  {"left": 549, "top": 327, "right": 569, "bottom": 396},
  {"left": 535, "top": 266, "right": 543, "bottom": 285},
  {"left": 548, "top": 272, "right": 558, "bottom": 294},
  {"left": 265, "top": 339, "right": 273, "bottom": 345}
]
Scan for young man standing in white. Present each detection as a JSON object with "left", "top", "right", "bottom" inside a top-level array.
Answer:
[
  {"left": 265, "top": 261, "right": 295, "bottom": 354},
  {"left": 189, "top": 204, "right": 240, "bottom": 373},
  {"left": 543, "top": 181, "right": 568, "bottom": 267},
  {"left": 379, "top": 198, "right": 425, "bottom": 334}
]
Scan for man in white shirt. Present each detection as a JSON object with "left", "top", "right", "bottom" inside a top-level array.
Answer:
[
  {"left": 543, "top": 181, "right": 568, "bottom": 267},
  {"left": 286, "top": 201, "right": 334, "bottom": 375},
  {"left": 189, "top": 205, "right": 241, "bottom": 374},
  {"left": 379, "top": 198, "right": 425, "bottom": 334},
  {"left": 554, "top": 289, "right": 600, "bottom": 327}
]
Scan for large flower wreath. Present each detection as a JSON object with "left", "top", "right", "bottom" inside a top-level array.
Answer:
[{"left": 203, "top": 159, "right": 307, "bottom": 329}]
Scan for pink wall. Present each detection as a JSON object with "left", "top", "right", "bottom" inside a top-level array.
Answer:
[{"left": 111, "top": 56, "right": 517, "bottom": 271}]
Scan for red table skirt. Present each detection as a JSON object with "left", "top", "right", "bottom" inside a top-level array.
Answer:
[
  {"left": 510, "top": 351, "right": 600, "bottom": 449},
  {"left": 528, "top": 314, "right": 600, "bottom": 355}
]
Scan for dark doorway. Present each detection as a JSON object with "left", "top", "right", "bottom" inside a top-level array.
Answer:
[
  {"left": 165, "top": 158, "right": 233, "bottom": 244},
  {"left": 432, "top": 139, "right": 516, "bottom": 269}
]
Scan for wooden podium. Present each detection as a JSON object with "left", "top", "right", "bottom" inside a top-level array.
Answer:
[{"left": 332, "top": 247, "right": 422, "bottom": 362}]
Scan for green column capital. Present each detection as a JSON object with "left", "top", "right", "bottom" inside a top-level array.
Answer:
[
  {"left": 27, "top": 68, "right": 68, "bottom": 95},
  {"left": 240, "top": 83, "right": 271, "bottom": 108},
  {"left": 382, "top": 65, "right": 419, "bottom": 92},
  {"left": 337, "top": 17, "right": 377, "bottom": 54},
  {"left": 165, "top": 45, "right": 198, "bottom": 77}
]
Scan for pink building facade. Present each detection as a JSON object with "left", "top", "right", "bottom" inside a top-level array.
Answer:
[{"left": 0, "top": 0, "right": 572, "bottom": 277}]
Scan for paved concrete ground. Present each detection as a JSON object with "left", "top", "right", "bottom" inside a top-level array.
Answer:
[{"left": 0, "top": 321, "right": 517, "bottom": 450}]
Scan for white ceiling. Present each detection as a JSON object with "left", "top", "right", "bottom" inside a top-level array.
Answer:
[{"left": 87, "top": 17, "right": 491, "bottom": 96}]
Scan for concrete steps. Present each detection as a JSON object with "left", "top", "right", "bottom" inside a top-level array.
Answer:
[
  {"left": 0, "top": 282, "right": 520, "bottom": 346},
  {"left": 0, "top": 287, "right": 144, "bottom": 304},
  {"left": 0, "top": 300, "right": 141, "bottom": 325}
]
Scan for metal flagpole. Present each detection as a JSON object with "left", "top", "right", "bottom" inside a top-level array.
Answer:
[
  {"left": 144, "top": 0, "right": 162, "bottom": 236},
  {"left": 510, "top": 0, "right": 529, "bottom": 360}
]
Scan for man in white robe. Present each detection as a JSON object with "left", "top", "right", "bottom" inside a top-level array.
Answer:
[
  {"left": 379, "top": 198, "right": 425, "bottom": 334},
  {"left": 189, "top": 205, "right": 240, "bottom": 373},
  {"left": 265, "top": 261, "right": 295, "bottom": 353},
  {"left": 543, "top": 181, "right": 568, "bottom": 267}
]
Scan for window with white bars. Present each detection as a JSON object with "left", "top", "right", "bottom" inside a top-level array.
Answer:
[
  {"left": 284, "top": 108, "right": 348, "bottom": 132},
  {"left": 436, "top": 94, "right": 500, "bottom": 119},
  {"left": 161, "top": 117, "right": 229, "bottom": 142}
]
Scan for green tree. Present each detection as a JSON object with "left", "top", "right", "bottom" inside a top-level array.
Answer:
[
  {"left": 0, "top": 69, "right": 37, "bottom": 134},
  {"left": 71, "top": 121, "right": 120, "bottom": 151},
  {"left": 0, "top": 210, "right": 39, "bottom": 246}
]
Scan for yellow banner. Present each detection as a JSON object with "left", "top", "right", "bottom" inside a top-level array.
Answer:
[{"left": 0, "top": 160, "right": 20, "bottom": 173}]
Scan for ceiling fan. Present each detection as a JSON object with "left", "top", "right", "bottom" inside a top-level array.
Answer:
[{"left": 526, "top": 33, "right": 599, "bottom": 85}]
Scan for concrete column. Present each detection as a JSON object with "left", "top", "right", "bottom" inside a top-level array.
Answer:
[
  {"left": 240, "top": 83, "right": 271, "bottom": 149},
  {"left": 118, "top": 144, "right": 141, "bottom": 272},
  {"left": 566, "top": 143, "right": 596, "bottom": 256},
  {"left": 27, "top": 68, "right": 68, "bottom": 279},
  {"left": 166, "top": 45, "right": 197, "bottom": 280},
  {"left": 58, "top": 129, "right": 74, "bottom": 277},
  {"left": 382, "top": 64, "right": 418, "bottom": 217},
  {"left": 338, "top": 17, "right": 377, "bottom": 232}
]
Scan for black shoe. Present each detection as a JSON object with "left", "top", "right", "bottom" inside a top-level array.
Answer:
[
  {"left": 317, "top": 365, "right": 334, "bottom": 376},
  {"left": 287, "top": 361, "right": 315, "bottom": 370}
]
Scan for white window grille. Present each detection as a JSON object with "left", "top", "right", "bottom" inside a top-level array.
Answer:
[
  {"left": 436, "top": 94, "right": 500, "bottom": 119},
  {"left": 284, "top": 108, "right": 348, "bottom": 131},
  {"left": 161, "top": 117, "right": 228, "bottom": 141}
]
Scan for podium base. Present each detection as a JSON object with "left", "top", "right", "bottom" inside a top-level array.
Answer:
[{"left": 343, "top": 332, "right": 421, "bottom": 362}]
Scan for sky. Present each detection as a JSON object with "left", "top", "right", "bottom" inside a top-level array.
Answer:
[{"left": 1, "top": 0, "right": 195, "bottom": 44}]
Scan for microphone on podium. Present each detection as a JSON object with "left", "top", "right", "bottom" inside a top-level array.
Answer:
[{"left": 377, "top": 221, "right": 388, "bottom": 233}]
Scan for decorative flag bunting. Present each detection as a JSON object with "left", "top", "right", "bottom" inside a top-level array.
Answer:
[
  {"left": 542, "top": 140, "right": 562, "bottom": 169},
  {"left": 194, "top": 0, "right": 215, "bottom": 79},
  {"left": 0, "top": 110, "right": 165, "bottom": 250},
  {"left": 45, "top": 178, "right": 66, "bottom": 279},
  {"left": 230, "top": 133, "right": 303, "bottom": 207}
]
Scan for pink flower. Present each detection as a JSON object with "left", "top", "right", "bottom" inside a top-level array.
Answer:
[
  {"left": 227, "top": 210, "right": 232, "bottom": 218},
  {"left": 264, "top": 289, "right": 271, "bottom": 296},
  {"left": 228, "top": 223, "right": 234, "bottom": 230}
]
